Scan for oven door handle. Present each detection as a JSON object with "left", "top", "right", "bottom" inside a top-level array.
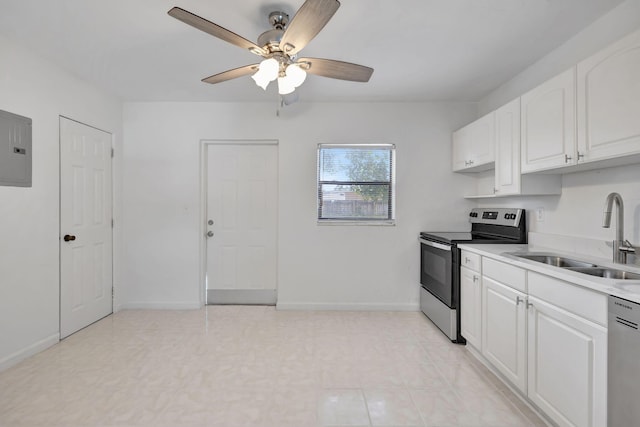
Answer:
[{"left": 419, "top": 238, "right": 452, "bottom": 251}]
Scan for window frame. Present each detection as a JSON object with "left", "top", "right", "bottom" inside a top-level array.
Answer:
[{"left": 316, "top": 143, "right": 396, "bottom": 225}]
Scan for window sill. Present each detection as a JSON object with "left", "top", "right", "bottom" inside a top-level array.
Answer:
[{"left": 317, "top": 220, "right": 396, "bottom": 226}]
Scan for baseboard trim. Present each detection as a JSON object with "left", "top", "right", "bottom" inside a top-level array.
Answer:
[
  {"left": 0, "top": 333, "right": 59, "bottom": 372},
  {"left": 207, "top": 289, "right": 276, "bottom": 305},
  {"left": 276, "top": 302, "right": 420, "bottom": 311},
  {"left": 117, "top": 301, "right": 203, "bottom": 310}
]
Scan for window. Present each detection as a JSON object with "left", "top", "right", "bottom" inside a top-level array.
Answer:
[{"left": 317, "top": 144, "right": 395, "bottom": 224}]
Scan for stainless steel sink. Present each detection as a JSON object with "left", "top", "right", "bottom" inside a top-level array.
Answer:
[
  {"left": 511, "top": 253, "right": 597, "bottom": 268},
  {"left": 564, "top": 267, "right": 640, "bottom": 280},
  {"left": 507, "top": 252, "right": 640, "bottom": 281}
]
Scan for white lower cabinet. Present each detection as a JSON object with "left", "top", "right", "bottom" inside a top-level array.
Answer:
[
  {"left": 527, "top": 297, "right": 607, "bottom": 427},
  {"left": 461, "top": 253, "right": 608, "bottom": 427},
  {"left": 482, "top": 277, "right": 527, "bottom": 393},
  {"left": 460, "top": 265, "right": 482, "bottom": 349}
]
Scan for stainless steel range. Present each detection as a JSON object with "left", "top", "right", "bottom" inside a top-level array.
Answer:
[{"left": 419, "top": 208, "right": 526, "bottom": 343}]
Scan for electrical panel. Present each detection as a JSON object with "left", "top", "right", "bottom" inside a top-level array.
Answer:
[{"left": 0, "top": 109, "right": 32, "bottom": 187}]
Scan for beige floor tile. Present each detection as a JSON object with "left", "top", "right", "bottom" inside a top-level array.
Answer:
[
  {"left": 317, "top": 389, "right": 370, "bottom": 426},
  {"left": 364, "top": 388, "right": 423, "bottom": 426},
  {"left": 0, "top": 307, "right": 550, "bottom": 427},
  {"left": 410, "top": 388, "right": 464, "bottom": 427}
]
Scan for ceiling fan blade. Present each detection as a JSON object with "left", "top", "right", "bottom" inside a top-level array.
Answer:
[
  {"left": 168, "top": 7, "right": 266, "bottom": 56},
  {"left": 297, "top": 58, "right": 373, "bottom": 82},
  {"left": 202, "top": 64, "right": 259, "bottom": 85},
  {"left": 279, "top": 0, "right": 340, "bottom": 56}
]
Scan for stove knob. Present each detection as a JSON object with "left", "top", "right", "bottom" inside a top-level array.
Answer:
[{"left": 504, "top": 213, "right": 509, "bottom": 219}]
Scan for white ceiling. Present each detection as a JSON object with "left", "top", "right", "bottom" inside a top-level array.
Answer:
[{"left": 0, "top": 0, "right": 624, "bottom": 103}]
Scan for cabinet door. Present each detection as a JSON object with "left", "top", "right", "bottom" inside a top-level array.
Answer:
[
  {"left": 460, "top": 266, "right": 481, "bottom": 349},
  {"left": 527, "top": 296, "right": 607, "bottom": 427},
  {"left": 452, "top": 113, "right": 495, "bottom": 172},
  {"left": 482, "top": 277, "right": 527, "bottom": 392},
  {"left": 495, "top": 98, "right": 521, "bottom": 195},
  {"left": 577, "top": 29, "right": 640, "bottom": 162},
  {"left": 521, "top": 68, "right": 576, "bottom": 173},
  {"left": 469, "top": 112, "right": 495, "bottom": 168},
  {"left": 452, "top": 126, "right": 470, "bottom": 171}
]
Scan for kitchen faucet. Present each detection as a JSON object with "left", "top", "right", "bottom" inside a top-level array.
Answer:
[{"left": 602, "top": 192, "right": 636, "bottom": 264}]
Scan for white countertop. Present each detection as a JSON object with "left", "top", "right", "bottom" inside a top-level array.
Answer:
[{"left": 457, "top": 243, "right": 640, "bottom": 304}]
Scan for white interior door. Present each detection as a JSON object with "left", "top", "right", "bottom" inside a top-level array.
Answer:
[
  {"left": 206, "top": 142, "right": 278, "bottom": 304},
  {"left": 60, "top": 117, "right": 113, "bottom": 338}
]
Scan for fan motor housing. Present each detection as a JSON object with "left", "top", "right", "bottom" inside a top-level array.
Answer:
[
  {"left": 257, "top": 29, "right": 284, "bottom": 49},
  {"left": 258, "top": 11, "right": 289, "bottom": 51},
  {"left": 268, "top": 11, "right": 289, "bottom": 29}
]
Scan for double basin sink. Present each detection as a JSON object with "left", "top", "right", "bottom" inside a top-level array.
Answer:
[{"left": 508, "top": 253, "right": 640, "bottom": 281}]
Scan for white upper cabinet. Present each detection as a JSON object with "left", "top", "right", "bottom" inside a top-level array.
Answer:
[
  {"left": 494, "top": 98, "right": 521, "bottom": 195},
  {"left": 521, "top": 68, "right": 576, "bottom": 173},
  {"left": 464, "top": 97, "right": 561, "bottom": 198},
  {"left": 452, "top": 112, "right": 495, "bottom": 172},
  {"left": 577, "top": 29, "right": 640, "bottom": 163}
]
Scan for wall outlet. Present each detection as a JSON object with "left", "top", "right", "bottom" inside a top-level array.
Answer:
[{"left": 536, "top": 207, "right": 545, "bottom": 222}]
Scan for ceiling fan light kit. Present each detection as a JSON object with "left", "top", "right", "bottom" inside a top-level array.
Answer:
[
  {"left": 251, "top": 58, "right": 279, "bottom": 90},
  {"left": 168, "top": 0, "right": 373, "bottom": 97}
]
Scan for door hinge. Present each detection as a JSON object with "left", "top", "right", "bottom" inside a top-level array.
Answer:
[{"left": 111, "top": 147, "right": 114, "bottom": 158}]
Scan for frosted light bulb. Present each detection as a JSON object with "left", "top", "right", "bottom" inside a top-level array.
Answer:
[
  {"left": 286, "top": 64, "right": 307, "bottom": 88},
  {"left": 277, "top": 76, "right": 295, "bottom": 95},
  {"left": 251, "top": 58, "right": 279, "bottom": 90}
]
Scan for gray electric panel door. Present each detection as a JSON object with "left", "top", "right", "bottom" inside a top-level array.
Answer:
[{"left": 0, "top": 110, "right": 32, "bottom": 187}]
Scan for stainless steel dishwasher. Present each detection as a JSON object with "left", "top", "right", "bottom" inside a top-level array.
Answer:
[{"left": 608, "top": 295, "right": 640, "bottom": 427}]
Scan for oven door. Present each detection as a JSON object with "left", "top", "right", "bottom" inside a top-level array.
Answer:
[{"left": 420, "top": 238, "right": 455, "bottom": 308}]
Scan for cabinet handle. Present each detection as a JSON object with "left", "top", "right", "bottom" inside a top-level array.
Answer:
[
  {"left": 516, "top": 296, "right": 524, "bottom": 305},
  {"left": 564, "top": 154, "right": 572, "bottom": 163},
  {"left": 465, "top": 257, "right": 471, "bottom": 263},
  {"left": 526, "top": 301, "right": 533, "bottom": 309},
  {"left": 473, "top": 275, "right": 479, "bottom": 283},
  {"left": 577, "top": 152, "right": 584, "bottom": 161}
]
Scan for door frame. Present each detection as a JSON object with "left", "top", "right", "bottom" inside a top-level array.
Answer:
[
  {"left": 199, "top": 139, "right": 279, "bottom": 306},
  {"left": 59, "top": 115, "right": 114, "bottom": 336}
]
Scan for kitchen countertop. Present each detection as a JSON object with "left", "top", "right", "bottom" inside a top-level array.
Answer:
[{"left": 458, "top": 243, "right": 640, "bottom": 304}]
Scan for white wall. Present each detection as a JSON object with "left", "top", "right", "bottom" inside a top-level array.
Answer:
[
  {"left": 479, "top": 0, "right": 640, "bottom": 114},
  {"left": 477, "top": 165, "right": 640, "bottom": 259},
  {"left": 121, "top": 102, "right": 477, "bottom": 310},
  {"left": 475, "top": 0, "right": 640, "bottom": 262},
  {"left": 0, "top": 35, "right": 122, "bottom": 370}
]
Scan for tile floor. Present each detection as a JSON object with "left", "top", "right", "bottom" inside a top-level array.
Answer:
[{"left": 0, "top": 306, "right": 548, "bottom": 427}]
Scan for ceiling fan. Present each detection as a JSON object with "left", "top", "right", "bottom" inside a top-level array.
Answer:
[{"left": 168, "top": 0, "right": 373, "bottom": 95}]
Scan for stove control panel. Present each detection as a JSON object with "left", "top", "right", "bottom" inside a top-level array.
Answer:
[{"left": 469, "top": 208, "right": 524, "bottom": 227}]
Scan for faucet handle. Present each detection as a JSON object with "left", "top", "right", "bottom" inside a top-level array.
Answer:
[{"left": 620, "top": 240, "right": 636, "bottom": 254}]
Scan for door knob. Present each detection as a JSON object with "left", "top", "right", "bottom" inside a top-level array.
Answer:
[
  {"left": 207, "top": 231, "right": 214, "bottom": 237},
  {"left": 63, "top": 234, "right": 76, "bottom": 242}
]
